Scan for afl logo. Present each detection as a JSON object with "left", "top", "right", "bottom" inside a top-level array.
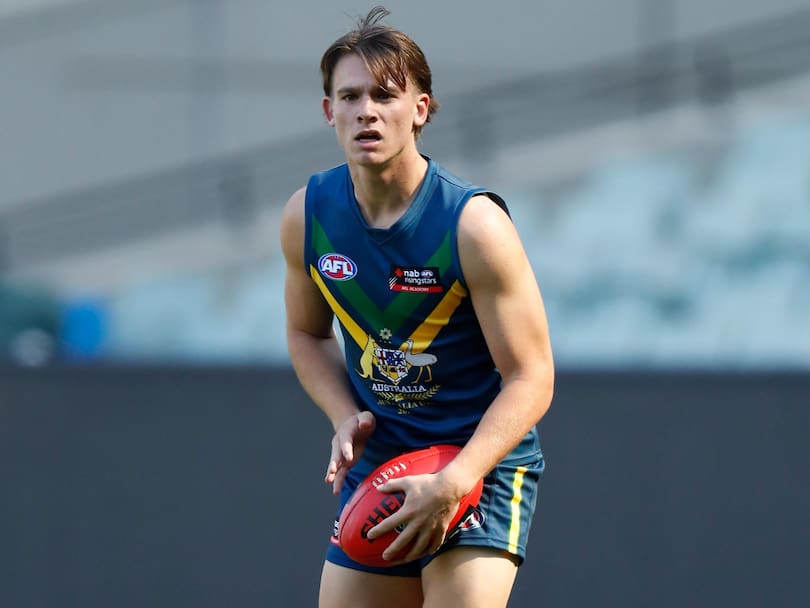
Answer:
[{"left": 318, "top": 253, "right": 358, "bottom": 281}]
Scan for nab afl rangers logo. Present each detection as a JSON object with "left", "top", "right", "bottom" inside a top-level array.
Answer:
[{"left": 318, "top": 253, "right": 357, "bottom": 281}]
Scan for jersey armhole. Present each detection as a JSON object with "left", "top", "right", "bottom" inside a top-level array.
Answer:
[
  {"left": 303, "top": 177, "right": 317, "bottom": 275},
  {"left": 483, "top": 191, "right": 511, "bottom": 219}
]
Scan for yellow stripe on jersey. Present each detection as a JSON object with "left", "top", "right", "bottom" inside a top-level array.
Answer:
[
  {"left": 312, "top": 266, "right": 469, "bottom": 353},
  {"left": 310, "top": 265, "right": 367, "bottom": 348},
  {"left": 508, "top": 466, "right": 528, "bottom": 553},
  {"left": 405, "top": 280, "right": 468, "bottom": 350}
]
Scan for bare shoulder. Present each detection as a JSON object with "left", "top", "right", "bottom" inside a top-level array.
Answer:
[
  {"left": 459, "top": 193, "right": 511, "bottom": 227},
  {"left": 457, "top": 194, "right": 527, "bottom": 288},
  {"left": 280, "top": 186, "right": 308, "bottom": 266}
]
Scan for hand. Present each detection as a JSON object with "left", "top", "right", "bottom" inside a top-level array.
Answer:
[
  {"left": 367, "top": 470, "right": 465, "bottom": 563},
  {"left": 325, "top": 411, "right": 376, "bottom": 494}
]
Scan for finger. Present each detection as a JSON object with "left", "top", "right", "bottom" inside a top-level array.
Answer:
[
  {"left": 366, "top": 504, "right": 407, "bottom": 540},
  {"left": 324, "top": 458, "right": 339, "bottom": 483},
  {"left": 375, "top": 481, "right": 392, "bottom": 494},
  {"left": 340, "top": 437, "right": 355, "bottom": 464},
  {"left": 394, "top": 528, "right": 435, "bottom": 563},
  {"left": 357, "top": 411, "right": 375, "bottom": 432},
  {"left": 332, "top": 466, "right": 348, "bottom": 495},
  {"left": 375, "top": 479, "right": 406, "bottom": 495},
  {"left": 366, "top": 520, "right": 395, "bottom": 541},
  {"left": 383, "top": 525, "right": 435, "bottom": 564},
  {"left": 380, "top": 521, "right": 418, "bottom": 563}
]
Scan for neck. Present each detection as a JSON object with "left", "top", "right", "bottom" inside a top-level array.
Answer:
[{"left": 349, "top": 150, "right": 428, "bottom": 229}]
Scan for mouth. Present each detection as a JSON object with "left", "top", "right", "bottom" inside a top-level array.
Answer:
[{"left": 355, "top": 130, "right": 382, "bottom": 143}]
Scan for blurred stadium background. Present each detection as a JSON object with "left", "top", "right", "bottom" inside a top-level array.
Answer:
[{"left": 1, "top": 1, "right": 809, "bottom": 606}]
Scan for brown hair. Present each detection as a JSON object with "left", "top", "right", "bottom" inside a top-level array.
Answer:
[{"left": 320, "top": 6, "right": 440, "bottom": 136}]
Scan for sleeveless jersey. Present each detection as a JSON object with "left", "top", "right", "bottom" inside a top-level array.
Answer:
[{"left": 304, "top": 158, "right": 510, "bottom": 450}]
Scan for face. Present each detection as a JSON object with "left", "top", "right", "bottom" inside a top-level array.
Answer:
[{"left": 323, "top": 53, "right": 430, "bottom": 167}]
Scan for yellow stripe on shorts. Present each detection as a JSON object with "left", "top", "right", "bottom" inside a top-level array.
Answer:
[{"left": 508, "top": 466, "right": 528, "bottom": 553}]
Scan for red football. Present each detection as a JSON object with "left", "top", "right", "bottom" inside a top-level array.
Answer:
[{"left": 337, "top": 444, "right": 483, "bottom": 567}]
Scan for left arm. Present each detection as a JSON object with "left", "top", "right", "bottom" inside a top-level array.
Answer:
[
  {"left": 370, "top": 195, "right": 554, "bottom": 561},
  {"left": 439, "top": 194, "right": 555, "bottom": 495}
]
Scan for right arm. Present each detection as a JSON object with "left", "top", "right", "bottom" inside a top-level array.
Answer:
[{"left": 280, "top": 187, "right": 375, "bottom": 493}]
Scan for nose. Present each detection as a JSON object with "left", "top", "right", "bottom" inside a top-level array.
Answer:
[{"left": 357, "top": 95, "right": 378, "bottom": 122}]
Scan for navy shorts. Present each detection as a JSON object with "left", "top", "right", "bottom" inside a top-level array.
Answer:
[{"left": 325, "top": 431, "right": 545, "bottom": 577}]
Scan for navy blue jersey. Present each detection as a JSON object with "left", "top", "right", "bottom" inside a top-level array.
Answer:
[{"left": 304, "top": 157, "right": 514, "bottom": 450}]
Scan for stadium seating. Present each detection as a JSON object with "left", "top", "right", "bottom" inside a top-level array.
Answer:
[{"left": 97, "top": 112, "right": 810, "bottom": 369}]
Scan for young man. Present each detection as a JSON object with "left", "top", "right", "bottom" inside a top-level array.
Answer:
[{"left": 280, "top": 6, "right": 554, "bottom": 607}]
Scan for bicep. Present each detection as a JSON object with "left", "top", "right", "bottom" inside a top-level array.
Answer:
[
  {"left": 280, "top": 187, "right": 334, "bottom": 339},
  {"left": 458, "top": 196, "right": 553, "bottom": 381}
]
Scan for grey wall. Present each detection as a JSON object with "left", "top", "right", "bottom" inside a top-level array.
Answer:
[{"left": 2, "top": 366, "right": 808, "bottom": 607}]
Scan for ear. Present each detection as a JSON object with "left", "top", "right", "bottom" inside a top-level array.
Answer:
[
  {"left": 413, "top": 92, "right": 430, "bottom": 128},
  {"left": 322, "top": 96, "right": 336, "bottom": 126}
]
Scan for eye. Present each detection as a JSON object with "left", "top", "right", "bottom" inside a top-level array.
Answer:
[{"left": 342, "top": 93, "right": 357, "bottom": 101}]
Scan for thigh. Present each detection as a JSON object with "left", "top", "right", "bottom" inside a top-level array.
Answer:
[
  {"left": 421, "top": 547, "right": 518, "bottom": 608},
  {"left": 319, "top": 561, "right": 423, "bottom": 608}
]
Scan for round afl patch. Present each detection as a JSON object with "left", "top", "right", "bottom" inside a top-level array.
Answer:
[{"left": 318, "top": 253, "right": 358, "bottom": 281}]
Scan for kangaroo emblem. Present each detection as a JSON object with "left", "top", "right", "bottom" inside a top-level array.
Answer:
[{"left": 357, "top": 334, "right": 380, "bottom": 380}]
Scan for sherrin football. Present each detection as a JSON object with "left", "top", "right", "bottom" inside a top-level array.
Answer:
[{"left": 337, "top": 444, "right": 483, "bottom": 567}]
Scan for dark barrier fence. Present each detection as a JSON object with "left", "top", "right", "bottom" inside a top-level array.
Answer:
[{"left": 1, "top": 367, "right": 808, "bottom": 607}]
